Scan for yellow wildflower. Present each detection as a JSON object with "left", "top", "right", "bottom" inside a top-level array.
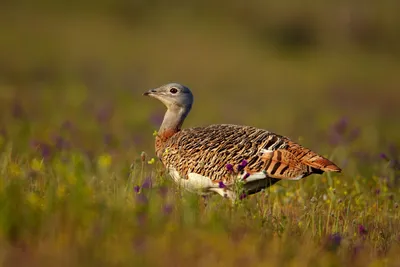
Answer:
[
  {"left": 31, "top": 158, "right": 44, "bottom": 172},
  {"left": 9, "top": 163, "right": 22, "bottom": 177},
  {"left": 98, "top": 154, "right": 112, "bottom": 168},
  {"left": 57, "top": 185, "right": 66, "bottom": 199},
  {"left": 26, "top": 192, "right": 40, "bottom": 207},
  {"left": 163, "top": 148, "right": 169, "bottom": 156}
]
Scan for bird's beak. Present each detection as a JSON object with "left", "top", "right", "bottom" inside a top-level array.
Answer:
[{"left": 143, "top": 89, "right": 157, "bottom": 96}]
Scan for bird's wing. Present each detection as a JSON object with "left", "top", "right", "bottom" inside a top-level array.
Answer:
[
  {"left": 252, "top": 140, "right": 341, "bottom": 181},
  {"left": 160, "top": 124, "right": 340, "bottom": 184}
]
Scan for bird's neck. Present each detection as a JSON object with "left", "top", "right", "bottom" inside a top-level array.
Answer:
[
  {"left": 158, "top": 106, "right": 191, "bottom": 140},
  {"left": 155, "top": 106, "right": 190, "bottom": 158}
]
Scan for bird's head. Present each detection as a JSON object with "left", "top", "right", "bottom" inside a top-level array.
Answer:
[{"left": 143, "top": 83, "right": 194, "bottom": 111}]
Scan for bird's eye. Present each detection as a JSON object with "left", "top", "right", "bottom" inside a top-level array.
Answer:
[{"left": 170, "top": 88, "right": 178, "bottom": 94}]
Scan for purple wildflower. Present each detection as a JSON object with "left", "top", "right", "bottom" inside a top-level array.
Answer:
[
  {"left": 325, "top": 233, "right": 342, "bottom": 251},
  {"left": 239, "top": 193, "right": 247, "bottom": 200},
  {"left": 30, "top": 140, "right": 52, "bottom": 159},
  {"left": 328, "top": 117, "right": 360, "bottom": 145},
  {"left": 103, "top": 133, "right": 113, "bottom": 146},
  {"left": 243, "top": 173, "right": 250, "bottom": 180},
  {"left": 329, "top": 233, "right": 342, "bottom": 246},
  {"left": 219, "top": 181, "right": 226, "bottom": 188},
  {"left": 53, "top": 135, "right": 70, "bottom": 150},
  {"left": 238, "top": 160, "right": 248, "bottom": 171},
  {"left": 380, "top": 153, "right": 389, "bottom": 161},
  {"left": 333, "top": 117, "right": 348, "bottom": 135},
  {"left": 226, "top": 164, "right": 234, "bottom": 172},
  {"left": 134, "top": 185, "right": 140, "bottom": 193},
  {"left": 158, "top": 186, "right": 168, "bottom": 198},
  {"left": 358, "top": 224, "right": 368, "bottom": 236},
  {"left": 141, "top": 177, "right": 152, "bottom": 189},
  {"left": 163, "top": 204, "right": 173, "bottom": 215}
]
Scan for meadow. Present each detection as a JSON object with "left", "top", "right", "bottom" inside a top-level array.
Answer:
[{"left": 0, "top": 1, "right": 399, "bottom": 266}]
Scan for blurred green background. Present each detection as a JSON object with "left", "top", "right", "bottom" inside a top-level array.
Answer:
[
  {"left": 1, "top": 0, "right": 399, "bottom": 153},
  {"left": 0, "top": 1, "right": 399, "bottom": 266}
]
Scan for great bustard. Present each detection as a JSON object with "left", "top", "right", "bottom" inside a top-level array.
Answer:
[{"left": 143, "top": 83, "right": 341, "bottom": 201}]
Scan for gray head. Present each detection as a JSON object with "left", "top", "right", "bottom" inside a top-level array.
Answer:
[{"left": 143, "top": 83, "right": 194, "bottom": 110}]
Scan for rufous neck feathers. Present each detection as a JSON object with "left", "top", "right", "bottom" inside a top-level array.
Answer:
[{"left": 158, "top": 105, "right": 191, "bottom": 139}]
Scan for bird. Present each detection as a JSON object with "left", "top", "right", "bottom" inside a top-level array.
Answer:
[{"left": 143, "top": 83, "right": 341, "bottom": 201}]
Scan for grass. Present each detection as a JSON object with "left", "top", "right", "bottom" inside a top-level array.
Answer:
[
  {"left": 0, "top": 133, "right": 399, "bottom": 266},
  {"left": 0, "top": 2, "right": 400, "bottom": 266}
]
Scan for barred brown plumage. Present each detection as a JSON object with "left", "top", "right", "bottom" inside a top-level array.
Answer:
[{"left": 144, "top": 83, "right": 341, "bottom": 201}]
